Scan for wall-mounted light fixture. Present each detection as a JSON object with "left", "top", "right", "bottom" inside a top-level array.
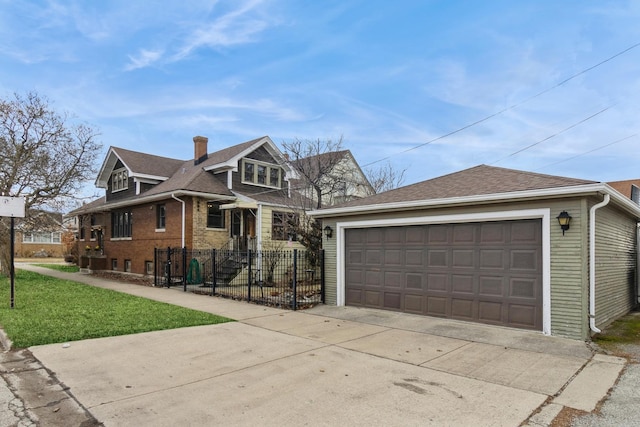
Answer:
[
  {"left": 323, "top": 225, "right": 333, "bottom": 239},
  {"left": 556, "top": 211, "right": 572, "bottom": 235}
]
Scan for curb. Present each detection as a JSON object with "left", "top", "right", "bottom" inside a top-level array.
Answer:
[{"left": 0, "top": 328, "right": 12, "bottom": 352}]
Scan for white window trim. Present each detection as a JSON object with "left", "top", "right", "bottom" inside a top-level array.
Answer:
[
  {"left": 241, "top": 159, "right": 282, "bottom": 189},
  {"left": 111, "top": 168, "right": 129, "bottom": 193},
  {"left": 335, "top": 208, "right": 552, "bottom": 336}
]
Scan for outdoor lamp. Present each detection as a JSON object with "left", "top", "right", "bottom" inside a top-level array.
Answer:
[
  {"left": 323, "top": 225, "right": 333, "bottom": 239},
  {"left": 556, "top": 211, "right": 572, "bottom": 235}
]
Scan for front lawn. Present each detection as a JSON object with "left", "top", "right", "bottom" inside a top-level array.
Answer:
[
  {"left": 34, "top": 263, "right": 80, "bottom": 273},
  {"left": 0, "top": 270, "right": 234, "bottom": 348}
]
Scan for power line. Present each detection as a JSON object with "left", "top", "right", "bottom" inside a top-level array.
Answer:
[
  {"left": 533, "top": 133, "right": 638, "bottom": 172},
  {"left": 362, "top": 41, "right": 640, "bottom": 167},
  {"left": 490, "top": 106, "right": 612, "bottom": 165}
]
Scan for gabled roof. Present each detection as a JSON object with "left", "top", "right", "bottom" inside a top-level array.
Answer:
[
  {"left": 16, "top": 210, "right": 64, "bottom": 231},
  {"left": 81, "top": 136, "right": 294, "bottom": 213},
  {"left": 202, "top": 136, "right": 292, "bottom": 174},
  {"left": 310, "top": 165, "right": 609, "bottom": 217},
  {"left": 96, "top": 147, "right": 185, "bottom": 188}
]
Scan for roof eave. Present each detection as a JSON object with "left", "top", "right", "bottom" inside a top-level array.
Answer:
[
  {"left": 309, "top": 183, "right": 640, "bottom": 219},
  {"left": 72, "top": 191, "right": 236, "bottom": 213}
]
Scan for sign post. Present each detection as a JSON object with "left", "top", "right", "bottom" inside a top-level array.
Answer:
[{"left": 1, "top": 196, "right": 26, "bottom": 308}]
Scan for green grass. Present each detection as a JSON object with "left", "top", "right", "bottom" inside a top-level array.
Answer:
[
  {"left": 0, "top": 270, "right": 234, "bottom": 348},
  {"left": 593, "top": 312, "right": 640, "bottom": 348},
  {"left": 34, "top": 263, "right": 80, "bottom": 273}
]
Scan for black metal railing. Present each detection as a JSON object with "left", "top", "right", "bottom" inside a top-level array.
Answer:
[{"left": 154, "top": 247, "right": 324, "bottom": 310}]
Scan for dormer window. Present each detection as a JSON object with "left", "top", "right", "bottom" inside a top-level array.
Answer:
[
  {"left": 112, "top": 168, "right": 129, "bottom": 192},
  {"left": 242, "top": 160, "right": 282, "bottom": 188}
]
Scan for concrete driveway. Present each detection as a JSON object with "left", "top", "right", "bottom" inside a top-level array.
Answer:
[{"left": 19, "top": 264, "right": 626, "bottom": 426}]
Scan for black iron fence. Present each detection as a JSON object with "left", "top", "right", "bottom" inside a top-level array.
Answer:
[{"left": 154, "top": 247, "right": 324, "bottom": 310}]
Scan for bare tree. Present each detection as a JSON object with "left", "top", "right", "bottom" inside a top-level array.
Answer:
[
  {"left": 283, "top": 137, "right": 347, "bottom": 210},
  {"left": 281, "top": 137, "right": 407, "bottom": 257},
  {"left": 0, "top": 92, "right": 102, "bottom": 275},
  {"left": 365, "top": 161, "right": 406, "bottom": 194}
]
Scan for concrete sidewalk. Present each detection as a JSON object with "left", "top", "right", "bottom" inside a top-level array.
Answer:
[{"left": 2, "top": 264, "right": 627, "bottom": 426}]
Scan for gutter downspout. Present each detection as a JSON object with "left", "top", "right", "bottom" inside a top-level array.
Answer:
[
  {"left": 172, "top": 194, "right": 186, "bottom": 248},
  {"left": 589, "top": 193, "right": 610, "bottom": 334}
]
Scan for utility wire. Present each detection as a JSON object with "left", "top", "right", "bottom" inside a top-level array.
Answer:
[
  {"left": 532, "top": 133, "right": 638, "bottom": 172},
  {"left": 362, "top": 41, "right": 640, "bottom": 167},
  {"left": 489, "top": 106, "right": 612, "bottom": 165}
]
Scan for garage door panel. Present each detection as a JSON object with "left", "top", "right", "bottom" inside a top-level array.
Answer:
[
  {"left": 510, "top": 278, "right": 537, "bottom": 298},
  {"left": 406, "top": 250, "right": 423, "bottom": 266},
  {"left": 508, "top": 304, "right": 537, "bottom": 328},
  {"left": 451, "top": 275, "right": 474, "bottom": 293},
  {"left": 406, "top": 273, "right": 423, "bottom": 290},
  {"left": 348, "top": 249, "right": 363, "bottom": 264},
  {"left": 364, "top": 290, "right": 381, "bottom": 306},
  {"left": 479, "top": 276, "right": 504, "bottom": 296},
  {"left": 480, "top": 223, "right": 506, "bottom": 243},
  {"left": 451, "top": 298, "right": 475, "bottom": 320},
  {"left": 384, "top": 271, "right": 402, "bottom": 288},
  {"left": 346, "top": 288, "right": 363, "bottom": 305},
  {"left": 480, "top": 250, "right": 505, "bottom": 269},
  {"left": 511, "top": 250, "right": 537, "bottom": 270},
  {"left": 427, "top": 225, "right": 447, "bottom": 243},
  {"left": 478, "top": 301, "right": 503, "bottom": 323},
  {"left": 365, "top": 270, "right": 381, "bottom": 286},
  {"left": 452, "top": 250, "right": 474, "bottom": 268},
  {"left": 345, "top": 219, "right": 542, "bottom": 331},
  {"left": 426, "top": 297, "right": 448, "bottom": 316},
  {"left": 366, "top": 249, "right": 382, "bottom": 264},
  {"left": 366, "top": 229, "right": 383, "bottom": 243},
  {"left": 427, "top": 250, "right": 448, "bottom": 267},
  {"left": 404, "top": 294, "right": 424, "bottom": 314},
  {"left": 383, "top": 292, "right": 401, "bottom": 309},
  {"left": 426, "top": 273, "right": 447, "bottom": 291},
  {"left": 407, "top": 228, "right": 425, "bottom": 243},
  {"left": 452, "top": 224, "right": 475, "bottom": 243},
  {"left": 511, "top": 222, "right": 539, "bottom": 243}
]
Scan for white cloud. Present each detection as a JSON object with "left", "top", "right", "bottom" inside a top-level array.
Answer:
[
  {"left": 173, "top": 0, "right": 271, "bottom": 61},
  {"left": 124, "top": 49, "right": 165, "bottom": 71}
]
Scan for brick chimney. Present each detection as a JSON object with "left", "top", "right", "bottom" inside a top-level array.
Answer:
[{"left": 193, "top": 136, "right": 208, "bottom": 165}]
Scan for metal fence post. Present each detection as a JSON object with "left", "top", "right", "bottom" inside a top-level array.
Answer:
[
  {"left": 165, "top": 246, "right": 171, "bottom": 288},
  {"left": 182, "top": 247, "right": 187, "bottom": 292},
  {"left": 320, "top": 249, "right": 325, "bottom": 304},
  {"left": 292, "top": 249, "right": 298, "bottom": 310},
  {"left": 211, "top": 249, "right": 216, "bottom": 296},
  {"left": 154, "top": 248, "right": 158, "bottom": 287},
  {"left": 247, "top": 250, "right": 252, "bottom": 302}
]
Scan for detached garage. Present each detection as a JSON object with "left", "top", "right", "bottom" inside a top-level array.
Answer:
[{"left": 312, "top": 165, "right": 640, "bottom": 340}]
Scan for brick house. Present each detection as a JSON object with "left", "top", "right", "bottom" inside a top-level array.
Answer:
[
  {"left": 14, "top": 211, "right": 71, "bottom": 258},
  {"left": 68, "top": 136, "right": 305, "bottom": 276}
]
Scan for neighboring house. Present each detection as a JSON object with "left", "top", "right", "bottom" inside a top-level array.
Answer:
[
  {"left": 311, "top": 165, "right": 640, "bottom": 341},
  {"left": 607, "top": 179, "right": 640, "bottom": 203},
  {"left": 14, "top": 211, "right": 69, "bottom": 258},
  {"left": 67, "top": 136, "right": 304, "bottom": 276},
  {"left": 289, "top": 150, "right": 374, "bottom": 208}
]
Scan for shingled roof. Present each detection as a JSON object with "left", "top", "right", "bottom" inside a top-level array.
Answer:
[
  {"left": 316, "top": 165, "right": 597, "bottom": 210},
  {"left": 110, "top": 147, "right": 185, "bottom": 178}
]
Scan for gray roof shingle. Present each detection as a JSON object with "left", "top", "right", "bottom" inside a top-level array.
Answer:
[{"left": 322, "top": 165, "right": 597, "bottom": 209}]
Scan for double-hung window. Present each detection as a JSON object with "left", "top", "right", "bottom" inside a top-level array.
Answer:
[
  {"left": 271, "top": 211, "right": 298, "bottom": 241},
  {"left": 207, "top": 202, "right": 225, "bottom": 228},
  {"left": 111, "top": 210, "right": 133, "bottom": 238}
]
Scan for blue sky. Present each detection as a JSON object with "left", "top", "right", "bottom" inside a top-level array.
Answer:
[{"left": 2, "top": 0, "right": 640, "bottom": 192}]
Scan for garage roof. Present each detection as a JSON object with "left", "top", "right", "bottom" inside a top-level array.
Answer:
[{"left": 310, "top": 165, "right": 640, "bottom": 218}]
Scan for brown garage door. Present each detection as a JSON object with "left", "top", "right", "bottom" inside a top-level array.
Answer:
[{"left": 345, "top": 219, "right": 542, "bottom": 330}]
